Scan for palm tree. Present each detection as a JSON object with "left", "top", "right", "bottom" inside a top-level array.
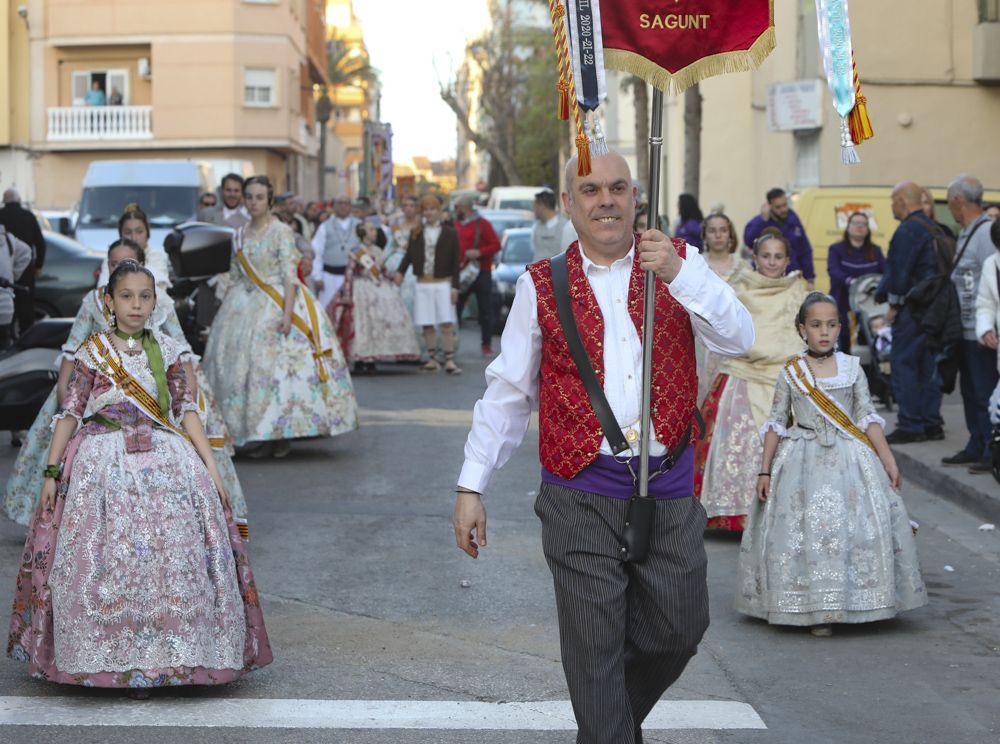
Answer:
[{"left": 327, "top": 38, "right": 379, "bottom": 90}]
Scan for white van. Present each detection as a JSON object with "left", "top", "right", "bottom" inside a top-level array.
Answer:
[
  {"left": 486, "top": 186, "right": 547, "bottom": 212},
  {"left": 73, "top": 159, "right": 213, "bottom": 252}
]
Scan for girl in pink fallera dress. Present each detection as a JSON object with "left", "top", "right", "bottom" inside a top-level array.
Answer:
[{"left": 7, "top": 261, "right": 272, "bottom": 696}]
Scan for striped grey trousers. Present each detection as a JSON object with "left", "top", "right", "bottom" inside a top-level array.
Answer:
[{"left": 535, "top": 483, "right": 710, "bottom": 744}]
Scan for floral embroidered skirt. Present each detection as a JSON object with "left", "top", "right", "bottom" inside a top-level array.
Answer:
[
  {"left": 694, "top": 373, "right": 758, "bottom": 532},
  {"left": 7, "top": 428, "right": 272, "bottom": 687},
  {"left": 735, "top": 435, "right": 927, "bottom": 626}
]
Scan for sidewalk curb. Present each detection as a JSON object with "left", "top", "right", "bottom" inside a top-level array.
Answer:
[{"left": 894, "top": 448, "right": 1000, "bottom": 524}]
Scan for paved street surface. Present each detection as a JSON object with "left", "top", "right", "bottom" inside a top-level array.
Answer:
[{"left": 1, "top": 328, "right": 999, "bottom": 743}]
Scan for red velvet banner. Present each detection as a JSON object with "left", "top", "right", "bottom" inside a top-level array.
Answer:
[{"left": 601, "top": 0, "right": 775, "bottom": 92}]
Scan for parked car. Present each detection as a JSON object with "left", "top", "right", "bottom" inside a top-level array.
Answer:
[
  {"left": 486, "top": 186, "right": 546, "bottom": 211},
  {"left": 479, "top": 208, "right": 534, "bottom": 241},
  {"left": 492, "top": 227, "right": 534, "bottom": 330},
  {"left": 33, "top": 231, "right": 103, "bottom": 320}
]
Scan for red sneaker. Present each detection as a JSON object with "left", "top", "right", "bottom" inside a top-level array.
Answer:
[{"left": 481, "top": 344, "right": 494, "bottom": 356}]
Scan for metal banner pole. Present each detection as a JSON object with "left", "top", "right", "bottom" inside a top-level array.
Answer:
[{"left": 638, "top": 88, "right": 664, "bottom": 497}]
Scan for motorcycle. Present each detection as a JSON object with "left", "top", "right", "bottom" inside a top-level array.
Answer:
[
  {"left": 163, "top": 221, "right": 235, "bottom": 357},
  {"left": 0, "top": 222, "right": 234, "bottom": 433},
  {"left": 0, "top": 318, "right": 73, "bottom": 431}
]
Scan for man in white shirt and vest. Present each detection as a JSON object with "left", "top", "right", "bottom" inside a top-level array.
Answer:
[
  {"left": 311, "top": 196, "right": 361, "bottom": 307},
  {"left": 531, "top": 188, "right": 577, "bottom": 261},
  {"left": 452, "top": 150, "right": 755, "bottom": 744}
]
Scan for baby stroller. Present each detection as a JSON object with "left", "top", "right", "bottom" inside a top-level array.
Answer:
[{"left": 848, "top": 273, "right": 893, "bottom": 411}]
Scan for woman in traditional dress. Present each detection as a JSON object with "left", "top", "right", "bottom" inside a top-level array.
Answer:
[
  {"left": 329, "top": 222, "right": 420, "bottom": 375},
  {"left": 694, "top": 232, "right": 807, "bottom": 532},
  {"left": 696, "top": 213, "right": 748, "bottom": 403},
  {"left": 7, "top": 261, "right": 272, "bottom": 693},
  {"left": 394, "top": 194, "right": 462, "bottom": 375},
  {"left": 203, "top": 176, "right": 357, "bottom": 458},
  {"left": 736, "top": 293, "right": 926, "bottom": 636},
  {"left": 97, "top": 203, "right": 172, "bottom": 290},
  {"left": 4, "top": 238, "right": 247, "bottom": 524}
]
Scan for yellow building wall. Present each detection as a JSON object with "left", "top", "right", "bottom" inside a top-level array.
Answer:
[{"left": 666, "top": 0, "right": 1000, "bottom": 244}]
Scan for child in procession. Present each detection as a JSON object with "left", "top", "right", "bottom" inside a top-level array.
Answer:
[
  {"left": 8, "top": 260, "right": 272, "bottom": 693},
  {"left": 735, "top": 292, "right": 927, "bottom": 636}
]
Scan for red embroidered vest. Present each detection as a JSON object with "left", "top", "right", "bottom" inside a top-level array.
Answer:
[{"left": 527, "top": 238, "right": 697, "bottom": 479}]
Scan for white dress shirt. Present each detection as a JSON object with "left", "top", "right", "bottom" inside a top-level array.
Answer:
[{"left": 457, "top": 242, "right": 756, "bottom": 494}]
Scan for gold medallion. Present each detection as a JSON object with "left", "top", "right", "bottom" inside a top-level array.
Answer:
[{"left": 625, "top": 428, "right": 639, "bottom": 443}]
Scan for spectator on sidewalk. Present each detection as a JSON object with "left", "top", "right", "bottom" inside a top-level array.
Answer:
[
  {"left": 0, "top": 188, "right": 46, "bottom": 334},
  {"left": 827, "top": 212, "right": 886, "bottom": 353},
  {"left": 976, "top": 219, "right": 1000, "bottom": 431},
  {"left": 920, "top": 188, "right": 957, "bottom": 239},
  {"left": 0, "top": 224, "right": 32, "bottom": 350},
  {"left": 743, "top": 187, "right": 815, "bottom": 289},
  {"left": 674, "top": 193, "right": 704, "bottom": 250},
  {"left": 883, "top": 181, "right": 945, "bottom": 444},
  {"left": 986, "top": 203, "right": 1000, "bottom": 221},
  {"left": 453, "top": 195, "right": 500, "bottom": 356},
  {"left": 942, "top": 175, "right": 998, "bottom": 473},
  {"left": 530, "top": 189, "right": 575, "bottom": 261}
]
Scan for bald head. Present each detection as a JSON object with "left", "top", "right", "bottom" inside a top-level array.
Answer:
[
  {"left": 891, "top": 181, "right": 923, "bottom": 220},
  {"left": 564, "top": 150, "right": 632, "bottom": 203},
  {"left": 2, "top": 188, "right": 20, "bottom": 204}
]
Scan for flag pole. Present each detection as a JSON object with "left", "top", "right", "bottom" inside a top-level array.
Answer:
[{"left": 637, "top": 88, "right": 664, "bottom": 496}]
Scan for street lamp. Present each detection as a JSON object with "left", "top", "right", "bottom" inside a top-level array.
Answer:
[{"left": 316, "top": 90, "right": 332, "bottom": 200}]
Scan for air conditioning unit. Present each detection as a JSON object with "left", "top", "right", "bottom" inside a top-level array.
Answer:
[{"left": 138, "top": 57, "right": 151, "bottom": 80}]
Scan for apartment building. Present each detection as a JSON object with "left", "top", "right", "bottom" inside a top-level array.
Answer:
[{"left": 16, "top": 0, "right": 328, "bottom": 209}]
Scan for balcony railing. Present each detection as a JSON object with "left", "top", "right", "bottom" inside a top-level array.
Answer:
[{"left": 47, "top": 105, "right": 153, "bottom": 141}]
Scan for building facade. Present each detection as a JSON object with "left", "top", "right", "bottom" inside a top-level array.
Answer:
[
  {"left": 16, "top": 0, "right": 328, "bottom": 209},
  {"left": 656, "top": 0, "right": 1000, "bottom": 231}
]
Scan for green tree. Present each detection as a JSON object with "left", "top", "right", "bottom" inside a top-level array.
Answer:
[
  {"left": 327, "top": 37, "right": 379, "bottom": 89},
  {"left": 441, "top": 0, "right": 566, "bottom": 187}
]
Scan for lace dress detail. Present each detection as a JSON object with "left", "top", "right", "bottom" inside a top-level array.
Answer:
[{"left": 735, "top": 352, "right": 926, "bottom": 626}]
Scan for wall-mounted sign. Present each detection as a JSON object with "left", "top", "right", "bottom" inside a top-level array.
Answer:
[{"left": 767, "top": 79, "right": 823, "bottom": 131}]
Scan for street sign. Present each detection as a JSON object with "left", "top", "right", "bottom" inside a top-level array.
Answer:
[{"left": 767, "top": 79, "right": 824, "bottom": 131}]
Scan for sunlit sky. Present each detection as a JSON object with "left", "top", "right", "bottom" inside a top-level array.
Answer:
[{"left": 352, "top": 0, "right": 491, "bottom": 164}]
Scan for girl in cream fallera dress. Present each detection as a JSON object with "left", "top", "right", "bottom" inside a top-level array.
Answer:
[
  {"left": 203, "top": 199, "right": 357, "bottom": 449},
  {"left": 736, "top": 293, "right": 926, "bottom": 634},
  {"left": 695, "top": 234, "right": 807, "bottom": 531}
]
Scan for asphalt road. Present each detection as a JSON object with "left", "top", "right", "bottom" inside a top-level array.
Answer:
[{"left": 1, "top": 327, "right": 998, "bottom": 743}]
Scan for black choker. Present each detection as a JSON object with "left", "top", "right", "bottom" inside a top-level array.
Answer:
[{"left": 805, "top": 348, "right": 835, "bottom": 360}]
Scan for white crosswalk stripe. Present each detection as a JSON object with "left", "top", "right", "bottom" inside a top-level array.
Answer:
[{"left": 0, "top": 696, "right": 766, "bottom": 730}]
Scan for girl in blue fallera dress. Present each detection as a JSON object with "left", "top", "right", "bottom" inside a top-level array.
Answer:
[{"left": 736, "top": 293, "right": 926, "bottom": 636}]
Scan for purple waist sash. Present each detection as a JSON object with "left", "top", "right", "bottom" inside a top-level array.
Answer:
[
  {"left": 80, "top": 402, "right": 154, "bottom": 453},
  {"left": 541, "top": 446, "right": 694, "bottom": 500}
]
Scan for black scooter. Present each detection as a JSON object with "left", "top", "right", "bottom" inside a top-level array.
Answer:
[{"left": 0, "top": 222, "right": 235, "bottom": 432}]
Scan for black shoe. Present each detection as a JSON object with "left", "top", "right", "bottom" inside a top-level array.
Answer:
[
  {"left": 886, "top": 429, "right": 926, "bottom": 444},
  {"left": 925, "top": 426, "right": 945, "bottom": 441},
  {"left": 968, "top": 460, "right": 993, "bottom": 474},
  {"left": 942, "top": 450, "right": 978, "bottom": 465}
]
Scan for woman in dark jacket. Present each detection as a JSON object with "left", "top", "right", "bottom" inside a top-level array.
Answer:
[
  {"left": 827, "top": 211, "right": 886, "bottom": 352},
  {"left": 674, "top": 193, "right": 704, "bottom": 250}
]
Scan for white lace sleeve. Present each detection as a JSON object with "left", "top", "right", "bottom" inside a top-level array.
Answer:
[{"left": 761, "top": 371, "right": 793, "bottom": 438}]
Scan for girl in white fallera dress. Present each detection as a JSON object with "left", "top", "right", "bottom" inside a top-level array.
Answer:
[{"left": 736, "top": 293, "right": 927, "bottom": 636}]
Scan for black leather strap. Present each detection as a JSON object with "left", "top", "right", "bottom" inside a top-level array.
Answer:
[{"left": 550, "top": 253, "right": 630, "bottom": 455}]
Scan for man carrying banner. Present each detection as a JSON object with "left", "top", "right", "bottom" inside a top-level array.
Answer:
[{"left": 452, "top": 150, "right": 754, "bottom": 742}]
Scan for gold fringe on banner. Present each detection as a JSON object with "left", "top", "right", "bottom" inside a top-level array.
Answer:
[{"left": 604, "top": 27, "right": 776, "bottom": 95}]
